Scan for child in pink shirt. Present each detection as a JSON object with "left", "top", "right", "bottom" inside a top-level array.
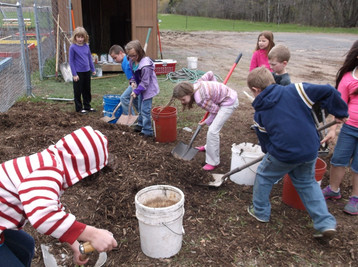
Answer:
[
  {"left": 321, "top": 40, "right": 358, "bottom": 215},
  {"left": 249, "top": 31, "right": 275, "bottom": 72},
  {"left": 168, "top": 71, "right": 238, "bottom": 171}
]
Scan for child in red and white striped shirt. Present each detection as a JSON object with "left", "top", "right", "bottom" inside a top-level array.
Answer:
[{"left": 0, "top": 126, "right": 117, "bottom": 266}]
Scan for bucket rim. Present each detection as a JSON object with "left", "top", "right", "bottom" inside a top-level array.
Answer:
[
  {"left": 152, "top": 106, "right": 177, "bottom": 114},
  {"left": 103, "top": 94, "right": 121, "bottom": 99},
  {"left": 135, "top": 184, "right": 184, "bottom": 210}
]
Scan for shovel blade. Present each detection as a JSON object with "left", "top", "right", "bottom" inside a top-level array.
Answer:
[
  {"left": 116, "top": 115, "right": 138, "bottom": 126},
  {"left": 171, "top": 141, "right": 199, "bottom": 161},
  {"left": 60, "top": 63, "right": 73, "bottom": 82},
  {"left": 94, "top": 252, "right": 107, "bottom": 267},
  {"left": 207, "top": 173, "right": 225, "bottom": 187},
  {"left": 100, "top": 116, "right": 117, "bottom": 123}
]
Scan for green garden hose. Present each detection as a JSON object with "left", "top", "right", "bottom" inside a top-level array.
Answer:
[{"left": 164, "top": 68, "right": 223, "bottom": 83}]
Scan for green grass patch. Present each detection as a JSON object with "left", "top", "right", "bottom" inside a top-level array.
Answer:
[{"left": 158, "top": 14, "right": 358, "bottom": 34}]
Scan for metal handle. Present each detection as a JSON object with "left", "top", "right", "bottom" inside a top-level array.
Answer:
[
  {"left": 317, "top": 120, "right": 337, "bottom": 132},
  {"left": 79, "top": 241, "right": 95, "bottom": 254},
  {"left": 222, "top": 155, "right": 265, "bottom": 180}
]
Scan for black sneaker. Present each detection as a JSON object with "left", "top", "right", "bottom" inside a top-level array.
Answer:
[
  {"left": 86, "top": 108, "right": 96, "bottom": 112},
  {"left": 134, "top": 125, "right": 142, "bottom": 132},
  {"left": 79, "top": 109, "right": 88, "bottom": 114}
]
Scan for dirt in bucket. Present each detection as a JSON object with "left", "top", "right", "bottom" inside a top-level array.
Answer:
[{"left": 143, "top": 197, "right": 178, "bottom": 208}]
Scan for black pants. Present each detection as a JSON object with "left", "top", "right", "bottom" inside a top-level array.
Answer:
[{"left": 73, "top": 71, "right": 92, "bottom": 112}]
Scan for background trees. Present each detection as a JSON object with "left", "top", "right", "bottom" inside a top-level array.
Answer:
[{"left": 163, "top": 0, "right": 358, "bottom": 28}]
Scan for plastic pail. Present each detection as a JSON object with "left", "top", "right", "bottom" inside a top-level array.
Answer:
[
  {"left": 187, "top": 57, "right": 198, "bottom": 69},
  {"left": 135, "top": 185, "right": 185, "bottom": 259},
  {"left": 282, "top": 157, "right": 327, "bottom": 210},
  {"left": 230, "top": 143, "right": 265, "bottom": 185},
  {"left": 151, "top": 106, "right": 177, "bottom": 143},
  {"left": 102, "top": 94, "right": 122, "bottom": 124}
]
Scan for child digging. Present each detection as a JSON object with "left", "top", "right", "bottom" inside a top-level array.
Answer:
[
  {"left": 247, "top": 67, "right": 348, "bottom": 239},
  {"left": 167, "top": 71, "right": 238, "bottom": 171}
]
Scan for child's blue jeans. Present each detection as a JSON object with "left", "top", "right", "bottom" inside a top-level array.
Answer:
[
  {"left": 331, "top": 123, "right": 358, "bottom": 173},
  {"left": 0, "top": 230, "right": 34, "bottom": 267},
  {"left": 252, "top": 153, "right": 336, "bottom": 231},
  {"left": 120, "top": 85, "right": 139, "bottom": 115},
  {"left": 137, "top": 97, "right": 153, "bottom": 136}
]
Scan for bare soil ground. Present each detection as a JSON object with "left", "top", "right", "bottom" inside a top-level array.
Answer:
[{"left": 1, "top": 31, "right": 357, "bottom": 266}]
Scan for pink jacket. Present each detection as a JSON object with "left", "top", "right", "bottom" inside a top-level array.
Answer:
[
  {"left": 0, "top": 126, "right": 108, "bottom": 245},
  {"left": 338, "top": 69, "right": 358, "bottom": 128},
  {"left": 193, "top": 71, "right": 238, "bottom": 125},
  {"left": 249, "top": 49, "right": 272, "bottom": 72}
]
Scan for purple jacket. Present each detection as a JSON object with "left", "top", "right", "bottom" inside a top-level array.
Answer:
[
  {"left": 69, "top": 43, "right": 95, "bottom": 76},
  {"left": 129, "top": 57, "right": 160, "bottom": 100}
]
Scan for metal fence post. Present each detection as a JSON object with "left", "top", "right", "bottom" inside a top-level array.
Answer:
[
  {"left": 34, "top": 0, "right": 43, "bottom": 80},
  {"left": 16, "top": 2, "right": 32, "bottom": 96}
]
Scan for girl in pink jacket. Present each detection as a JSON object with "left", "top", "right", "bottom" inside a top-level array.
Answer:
[
  {"left": 170, "top": 71, "right": 238, "bottom": 170},
  {"left": 249, "top": 31, "right": 275, "bottom": 72},
  {"left": 0, "top": 126, "right": 117, "bottom": 266}
]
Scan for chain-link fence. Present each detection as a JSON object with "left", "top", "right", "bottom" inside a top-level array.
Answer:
[
  {"left": 0, "top": 1, "right": 74, "bottom": 112},
  {"left": 0, "top": 2, "right": 31, "bottom": 112},
  {"left": 34, "top": 0, "right": 72, "bottom": 81}
]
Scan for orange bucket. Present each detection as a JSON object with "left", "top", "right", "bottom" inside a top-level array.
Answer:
[
  {"left": 151, "top": 106, "right": 177, "bottom": 143},
  {"left": 282, "top": 158, "right": 327, "bottom": 210}
]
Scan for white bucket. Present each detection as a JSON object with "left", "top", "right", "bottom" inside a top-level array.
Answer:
[
  {"left": 135, "top": 185, "right": 185, "bottom": 258},
  {"left": 187, "top": 57, "right": 198, "bottom": 69},
  {"left": 230, "top": 143, "right": 264, "bottom": 185}
]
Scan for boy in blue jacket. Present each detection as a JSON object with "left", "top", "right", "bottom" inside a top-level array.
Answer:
[
  {"left": 247, "top": 67, "right": 349, "bottom": 239},
  {"left": 109, "top": 45, "right": 139, "bottom": 115}
]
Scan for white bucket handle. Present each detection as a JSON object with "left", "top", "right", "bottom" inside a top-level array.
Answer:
[
  {"left": 162, "top": 223, "right": 185, "bottom": 236},
  {"left": 241, "top": 156, "right": 260, "bottom": 174}
]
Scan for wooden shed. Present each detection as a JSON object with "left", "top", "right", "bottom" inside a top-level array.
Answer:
[{"left": 53, "top": 0, "right": 158, "bottom": 60}]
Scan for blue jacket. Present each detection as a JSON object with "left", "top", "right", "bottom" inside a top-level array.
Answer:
[
  {"left": 129, "top": 57, "right": 160, "bottom": 100},
  {"left": 252, "top": 82, "right": 348, "bottom": 163},
  {"left": 121, "top": 56, "right": 132, "bottom": 80}
]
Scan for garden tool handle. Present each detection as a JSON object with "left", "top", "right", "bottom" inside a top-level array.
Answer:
[
  {"left": 223, "top": 52, "right": 243, "bottom": 84},
  {"left": 79, "top": 241, "right": 95, "bottom": 261},
  {"left": 222, "top": 155, "right": 265, "bottom": 181},
  {"left": 317, "top": 120, "right": 337, "bottom": 132},
  {"left": 199, "top": 112, "right": 209, "bottom": 124}
]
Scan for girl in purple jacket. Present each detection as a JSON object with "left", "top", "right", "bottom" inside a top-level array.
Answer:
[
  {"left": 69, "top": 27, "right": 96, "bottom": 114},
  {"left": 125, "top": 40, "right": 160, "bottom": 137}
]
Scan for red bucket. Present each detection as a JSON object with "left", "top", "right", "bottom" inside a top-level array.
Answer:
[
  {"left": 151, "top": 106, "right": 177, "bottom": 143},
  {"left": 282, "top": 158, "right": 327, "bottom": 210}
]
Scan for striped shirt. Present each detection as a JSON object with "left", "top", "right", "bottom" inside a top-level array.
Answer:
[
  {"left": 194, "top": 71, "right": 238, "bottom": 125},
  {"left": 0, "top": 126, "right": 108, "bottom": 244}
]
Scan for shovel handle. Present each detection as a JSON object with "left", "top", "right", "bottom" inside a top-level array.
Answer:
[
  {"left": 317, "top": 120, "right": 337, "bottom": 132},
  {"left": 79, "top": 241, "right": 95, "bottom": 254},
  {"left": 223, "top": 52, "right": 243, "bottom": 85},
  {"left": 222, "top": 154, "right": 265, "bottom": 180}
]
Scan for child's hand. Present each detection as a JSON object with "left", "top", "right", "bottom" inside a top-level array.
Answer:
[
  {"left": 198, "top": 120, "right": 206, "bottom": 126},
  {"left": 73, "top": 75, "right": 79, "bottom": 82},
  {"left": 131, "top": 82, "right": 137, "bottom": 89},
  {"left": 92, "top": 71, "right": 96, "bottom": 76},
  {"left": 131, "top": 92, "right": 137, "bottom": 98}
]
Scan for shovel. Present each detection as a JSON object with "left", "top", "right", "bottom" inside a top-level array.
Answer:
[
  {"left": 171, "top": 52, "right": 243, "bottom": 161},
  {"left": 77, "top": 242, "right": 107, "bottom": 267},
  {"left": 207, "top": 120, "right": 338, "bottom": 187},
  {"left": 171, "top": 112, "right": 209, "bottom": 160},
  {"left": 60, "top": 40, "right": 73, "bottom": 82},
  {"left": 116, "top": 95, "right": 138, "bottom": 126},
  {"left": 100, "top": 101, "right": 121, "bottom": 123}
]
